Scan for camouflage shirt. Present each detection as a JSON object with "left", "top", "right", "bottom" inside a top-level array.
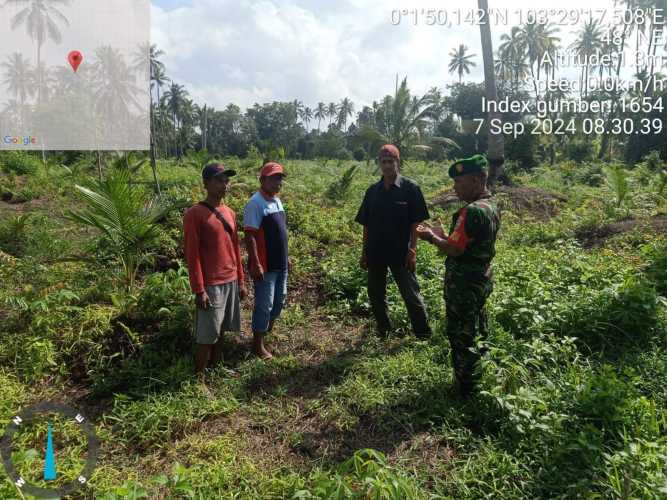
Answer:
[{"left": 445, "top": 194, "right": 500, "bottom": 281}]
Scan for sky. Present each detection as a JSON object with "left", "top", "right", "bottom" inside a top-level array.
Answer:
[{"left": 150, "top": 0, "right": 632, "bottom": 112}]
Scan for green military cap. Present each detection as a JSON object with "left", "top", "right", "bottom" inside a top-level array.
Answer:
[{"left": 448, "top": 154, "right": 488, "bottom": 178}]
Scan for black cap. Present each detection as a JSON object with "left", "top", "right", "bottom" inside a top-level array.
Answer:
[{"left": 202, "top": 163, "right": 236, "bottom": 180}]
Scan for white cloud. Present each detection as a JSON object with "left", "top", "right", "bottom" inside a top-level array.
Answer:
[{"left": 151, "top": 0, "right": 629, "bottom": 112}]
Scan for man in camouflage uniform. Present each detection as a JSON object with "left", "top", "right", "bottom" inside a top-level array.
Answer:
[{"left": 416, "top": 154, "right": 500, "bottom": 397}]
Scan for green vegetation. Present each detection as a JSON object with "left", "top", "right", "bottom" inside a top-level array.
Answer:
[{"left": 1, "top": 151, "right": 666, "bottom": 498}]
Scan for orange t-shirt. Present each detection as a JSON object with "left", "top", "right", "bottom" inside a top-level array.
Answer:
[{"left": 183, "top": 203, "right": 244, "bottom": 294}]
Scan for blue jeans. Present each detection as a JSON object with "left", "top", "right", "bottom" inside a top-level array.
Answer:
[{"left": 252, "top": 270, "right": 288, "bottom": 333}]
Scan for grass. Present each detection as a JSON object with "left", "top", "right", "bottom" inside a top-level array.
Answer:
[{"left": 0, "top": 153, "right": 666, "bottom": 498}]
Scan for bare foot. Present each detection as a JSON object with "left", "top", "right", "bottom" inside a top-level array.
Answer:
[
  {"left": 253, "top": 345, "right": 273, "bottom": 360},
  {"left": 197, "top": 375, "right": 214, "bottom": 399}
]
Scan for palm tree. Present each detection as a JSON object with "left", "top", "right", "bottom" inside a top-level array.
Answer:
[
  {"left": 1, "top": 53, "right": 33, "bottom": 126},
  {"left": 299, "top": 106, "right": 313, "bottom": 130},
  {"left": 478, "top": 0, "right": 505, "bottom": 184},
  {"left": 570, "top": 19, "right": 604, "bottom": 97},
  {"left": 3, "top": 0, "right": 70, "bottom": 103},
  {"left": 92, "top": 46, "right": 142, "bottom": 132},
  {"left": 535, "top": 23, "right": 561, "bottom": 83},
  {"left": 151, "top": 65, "right": 168, "bottom": 104},
  {"left": 132, "top": 43, "right": 165, "bottom": 84},
  {"left": 292, "top": 99, "right": 304, "bottom": 126},
  {"left": 66, "top": 168, "right": 169, "bottom": 291},
  {"left": 132, "top": 42, "right": 165, "bottom": 194},
  {"left": 499, "top": 26, "right": 528, "bottom": 92},
  {"left": 516, "top": 22, "right": 560, "bottom": 98},
  {"left": 448, "top": 44, "right": 477, "bottom": 83},
  {"left": 31, "top": 61, "right": 50, "bottom": 103},
  {"left": 361, "top": 78, "right": 444, "bottom": 152},
  {"left": 314, "top": 102, "right": 326, "bottom": 131},
  {"left": 163, "top": 81, "right": 188, "bottom": 156},
  {"left": 337, "top": 97, "right": 354, "bottom": 130},
  {"left": 327, "top": 102, "right": 338, "bottom": 126}
]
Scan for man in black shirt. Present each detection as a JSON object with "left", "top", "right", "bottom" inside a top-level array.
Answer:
[{"left": 355, "top": 144, "right": 432, "bottom": 339}]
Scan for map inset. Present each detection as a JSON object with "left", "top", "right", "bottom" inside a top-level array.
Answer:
[{"left": 0, "top": 0, "right": 150, "bottom": 150}]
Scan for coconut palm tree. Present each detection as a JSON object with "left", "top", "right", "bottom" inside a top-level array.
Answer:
[
  {"left": 132, "top": 42, "right": 164, "bottom": 194},
  {"left": 291, "top": 99, "right": 304, "bottom": 126},
  {"left": 363, "top": 78, "right": 444, "bottom": 151},
  {"left": 151, "top": 65, "right": 168, "bottom": 104},
  {"left": 132, "top": 43, "right": 165, "bottom": 84},
  {"left": 327, "top": 102, "right": 338, "bottom": 126},
  {"left": 337, "top": 97, "right": 354, "bottom": 130},
  {"left": 92, "top": 46, "right": 142, "bottom": 131},
  {"left": 478, "top": 0, "right": 505, "bottom": 184},
  {"left": 163, "top": 81, "right": 188, "bottom": 155},
  {"left": 314, "top": 102, "right": 326, "bottom": 132},
  {"left": 498, "top": 26, "right": 529, "bottom": 92},
  {"left": 448, "top": 44, "right": 477, "bottom": 83},
  {"left": 535, "top": 23, "right": 561, "bottom": 83},
  {"left": 570, "top": 19, "right": 604, "bottom": 97},
  {"left": 299, "top": 106, "right": 313, "bottom": 130},
  {"left": 1, "top": 53, "right": 33, "bottom": 126},
  {"left": 3, "top": 0, "right": 70, "bottom": 104}
]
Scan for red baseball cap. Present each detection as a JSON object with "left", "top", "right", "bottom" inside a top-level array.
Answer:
[
  {"left": 260, "top": 162, "right": 285, "bottom": 177},
  {"left": 378, "top": 144, "right": 400, "bottom": 160}
]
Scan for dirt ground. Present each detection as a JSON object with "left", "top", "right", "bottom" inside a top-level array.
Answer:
[
  {"left": 575, "top": 215, "right": 667, "bottom": 247},
  {"left": 430, "top": 185, "right": 567, "bottom": 220}
]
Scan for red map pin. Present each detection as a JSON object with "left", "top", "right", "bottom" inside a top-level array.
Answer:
[{"left": 68, "top": 50, "right": 83, "bottom": 72}]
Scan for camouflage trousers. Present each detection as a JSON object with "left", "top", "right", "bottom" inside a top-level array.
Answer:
[{"left": 444, "top": 274, "right": 493, "bottom": 395}]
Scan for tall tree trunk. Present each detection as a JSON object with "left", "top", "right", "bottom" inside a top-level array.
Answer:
[
  {"left": 598, "top": 24, "right": 628, "bottom": 160},
  {"left": 478, "top": 0, "right": 505, "bottom": 185},
  {"left": 149, "top": 105, "right": 161, "bottom": 196},
  {"left": 37, "top": 44, "right": 42, "bottom": 104}
]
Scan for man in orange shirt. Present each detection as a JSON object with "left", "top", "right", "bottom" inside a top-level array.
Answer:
[{"left": 183, "top": 163, "right": 247, "bottom": 378}]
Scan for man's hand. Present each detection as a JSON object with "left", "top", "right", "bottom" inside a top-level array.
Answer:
[
  {"left": 288, "top": 258, "right": 293, "bottom": 272},
  {"left": 250, "top": 262, "right": 264, "bottom": 282},
  {"left": 195, "top": 291, "right": 211, "bottom": 309},
  {"left": 359, "top": 252, "right": 368, "bottom": 270},
  {"left": 430, "top": 219, "right": 447, "bottom": 239},
  {"left": 416, "top": 224, "right": 435, "bottom": 241},
  {"left": 405, "top": 249, "right": 417, "bottom": 272},
  {"left": 417, "top": 222, "right": 447, "bottom": 242},
  {"left": 239, "top": 285, "right": 248, "bottom": 301}
]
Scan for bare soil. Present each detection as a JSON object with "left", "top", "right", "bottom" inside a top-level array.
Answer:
[
  {"left": 575, "top": 215, "right": 667, "bottom": 248},
  {"left": 431, "top": 186, "right": 567, "bottom": 220}
]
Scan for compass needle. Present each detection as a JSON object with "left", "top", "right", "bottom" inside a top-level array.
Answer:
[{"left": 43, "top": 423, "right": 56, "bottom": 481}]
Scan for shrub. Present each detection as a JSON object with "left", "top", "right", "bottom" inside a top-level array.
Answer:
[
  {"left": 352, "top": 147, "right": 365, "bottom": 162},
  {"left": 0, "top": 151, "right": 41, "bottom": 175},
  {"left": 564, "top": 139, "right": 595, "bottom": 162},
  {"left": 336, "top": 148, "right": 353, "bottom": 161}
]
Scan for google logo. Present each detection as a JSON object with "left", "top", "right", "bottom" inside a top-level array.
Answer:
[{"left": 3, "top": 136, "right": 38, "bottom": 145}]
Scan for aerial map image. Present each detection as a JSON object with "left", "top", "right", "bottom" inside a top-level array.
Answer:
[{"left": 0, "top": 0, "right": 149, "bottom": 150}]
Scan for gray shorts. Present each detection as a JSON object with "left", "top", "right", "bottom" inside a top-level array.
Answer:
[{"left": 195, "top": 281, "right": 241, "bottom": 344}]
